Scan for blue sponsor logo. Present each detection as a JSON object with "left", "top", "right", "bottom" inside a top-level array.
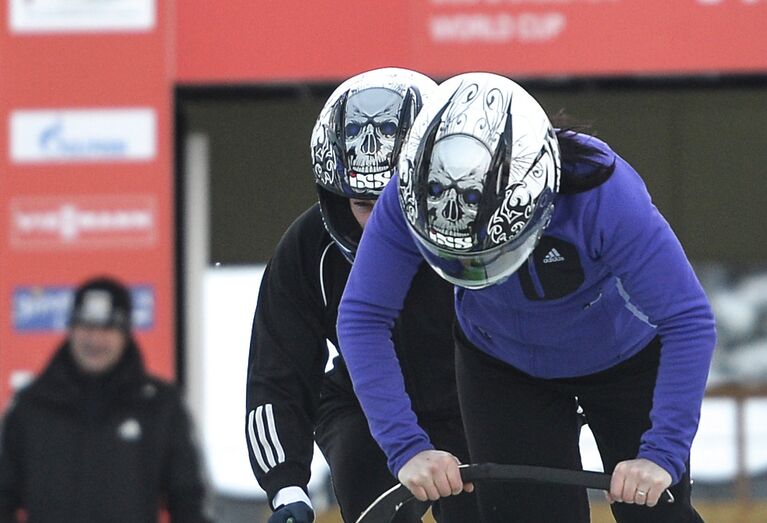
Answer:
[
  {"left": 38, "top": 119, "right": 128, "bottom": 158},
  {"left": 13, "top": 287, "right": 71, "bottom": 332},
  {"left": 130, "top": 286, "right": 155, "bottom": 331},
  {"left": 13, "top": 285, "right": 155, "bottom": 333}
]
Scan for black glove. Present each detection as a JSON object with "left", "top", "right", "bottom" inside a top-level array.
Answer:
[{"left": 267, "top": 501, "right": 314, "bottom": 523}]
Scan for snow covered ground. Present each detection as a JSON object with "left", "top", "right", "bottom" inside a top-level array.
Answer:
[{"left": 201, "top": 266, "right": 767, "bottom": 500}]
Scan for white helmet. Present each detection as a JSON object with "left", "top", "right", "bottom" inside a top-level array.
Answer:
[
  {"left": 310, "top": 68, "right": 437, "bottom": 262},
  {"left": 398, "top": 72, "right": 560, "bottom": 289}
]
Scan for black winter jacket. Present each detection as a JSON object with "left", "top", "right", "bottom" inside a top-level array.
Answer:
[
  {"left": 245, "top": 204, "right": 461, "bottom": 505},
  {"left": 0, "top": 340, "right": 211, "bottom": 523}
]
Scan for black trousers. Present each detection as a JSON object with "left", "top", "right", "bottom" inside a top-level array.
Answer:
[
  {"left": 455, "top": 329, "right": 704, "bottom": 523},
  {"left": 315, "top": 391, "right": 480, "bottom": 523}
]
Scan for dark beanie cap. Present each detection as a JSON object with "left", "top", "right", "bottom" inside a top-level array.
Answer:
[{"left": 70, "top": 276, "right": 132, "bottom": 331}]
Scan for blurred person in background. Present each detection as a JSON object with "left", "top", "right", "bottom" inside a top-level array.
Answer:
[
  {"left": 337, "top": 73, "right": 716, "bottom": 523},
  {"left": 245, "top": 68, "right": 479, "bottom": 523},
  {"left": 0, "top": 276, "right": 212, "bottom": 523}
]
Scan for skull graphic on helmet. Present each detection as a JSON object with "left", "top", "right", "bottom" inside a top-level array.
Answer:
[
  {"left": 426, "top": 135, "right": 491, "bottom": 245},
  {"left": 344, "top": 88, "right": 403, "bottom": 188}
]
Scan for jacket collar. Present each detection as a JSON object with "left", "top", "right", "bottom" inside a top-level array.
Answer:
[{"left": 26, "top": 337, "right": 147, "bottom": 408}]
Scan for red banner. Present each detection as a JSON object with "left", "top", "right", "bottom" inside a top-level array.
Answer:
[
  {"left": 176, "top": 0, "right": 411, "bottom": 84},
  {"left": 176, "top": 0, "right": 767, "bottom": 83},
  {"left": 413, "top": 0, "right": 767, "bottom": 77},
  {"left": 0, "top": 1, "right": 175, "bottom": 408}
]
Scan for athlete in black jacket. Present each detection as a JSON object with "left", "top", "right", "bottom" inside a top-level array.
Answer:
[
  {"left": 0, "top": 277, "right": 211, "bottom": 523},
  {"left": 245, "top": 69, "right": 479, "bottom": 523}
]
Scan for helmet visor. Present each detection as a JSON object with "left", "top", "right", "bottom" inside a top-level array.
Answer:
[{"left": 412, "top": 204, "right": 552, "bottom": 290}]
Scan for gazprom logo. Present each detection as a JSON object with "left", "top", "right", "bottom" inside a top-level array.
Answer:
[
  {"left": 13, "top": 285, "right": 155, "bottom": 333},
  {"left": 10, "top": 108, "right": 156, "bottom": 164},
  {"left": 37, "top": 119, "right": 127, "bottom": 157}
]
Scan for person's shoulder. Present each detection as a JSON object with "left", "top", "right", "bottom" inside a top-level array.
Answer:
[
  {"left": 1, "top": 379, "right": 44, "bottom": 425},
  {"left": 595, "top": 150, "right": 647, "bottom": 197},
  {"left": 10, "top": 365, "right": 60, "bottom": 407},
  {"left": 558, "top": 132, "right": 619, "bottom": 193},
  {"left": 284, "top": 204, "right": 326, "bottom": 238},
  {"left": 4, "top": 386, "right": 32, "bottom": 414},
  {"left": 560, "top": 133, "right": 647, "bottom": 193},
  {"left": 572, "top": 144, "right": 655, "bottom": 246},
  {"left": 273, "top": 204, "right": 334, "bottom": 262},
  {"left": 124, "top": 375, "right": 195, "bottom": 429},
  {"left": 130, "top": 374, "right": 180, "bottom": 405}
]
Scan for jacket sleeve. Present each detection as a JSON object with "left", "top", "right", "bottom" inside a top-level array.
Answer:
[
  {"left": 0, "top": 402, "right": 22, "bottom": 523},
  {"left": 337, "top": 181, "right": 434, "bottom": 476},
  {"left": 590, "top": 158, "right": 717, "bottom": 484},
  {"left": 163, "top": 390, "right": 212, "bottom": 523},
  {"left": 245, "top": 226, "right": 328, "bottom": 507}
]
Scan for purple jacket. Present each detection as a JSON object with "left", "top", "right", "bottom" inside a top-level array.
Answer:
[{"left": 337, "top": 136, "right": 716, "bottom": 484}]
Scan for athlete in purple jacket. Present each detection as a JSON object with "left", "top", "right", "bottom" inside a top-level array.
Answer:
[{"left": 337, "top": 73, "right": 716, "bottom": 522}]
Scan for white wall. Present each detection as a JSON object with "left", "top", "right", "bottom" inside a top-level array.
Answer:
[{"left": 199, "top": 266, "right": 330, "bottom": 500}]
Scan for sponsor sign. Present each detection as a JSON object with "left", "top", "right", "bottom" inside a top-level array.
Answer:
[
  {"left": 410, "top": 0, "right": 767, "bottom": 76},
  {"left": 13, "top": 285, "right": 155, "bottom": 333},
  {"left": 0, "top": 0, "right": 174, "bottom": 411},
  {"left": 9, "top": 0, "right": 156, "bottom": 34},
  {"left": 10, "top": 108, "right": 156, "bottom": 164},
  {"left": 10, "top": 195, "right": 157, "bottom": 249},
  {"left": 176, "top": 0, "right": 767, "bottom": 81}
]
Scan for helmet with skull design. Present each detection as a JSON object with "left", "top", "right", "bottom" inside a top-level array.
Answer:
[
  {"left": 311, "top": 68, "right": 437, "bottom": 262},
  {"left": 399, "top": 72, "right": 560, "bottom": 289}
]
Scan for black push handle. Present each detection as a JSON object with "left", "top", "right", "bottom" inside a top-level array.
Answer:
[
  {"left": 460, "top": 464, "right": 674, "bottom": 504},
  {"left": 356, "top": 463, "right": 674, "bottom": 523}
]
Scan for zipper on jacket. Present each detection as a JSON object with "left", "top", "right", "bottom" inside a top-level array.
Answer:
[
  {"left": 584, "top": 292, "right": 603, "bottom": 309},
  {"left": 526, "top": 258, "right": 546, "bottom": 299}
]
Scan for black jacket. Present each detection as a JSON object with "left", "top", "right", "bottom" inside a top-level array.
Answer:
[
  {"left": 0, "top": 340, "right": 211, "bottom": 523},
  {"left": 245, "top": 204, "right": 461, "bottom": 504}
]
